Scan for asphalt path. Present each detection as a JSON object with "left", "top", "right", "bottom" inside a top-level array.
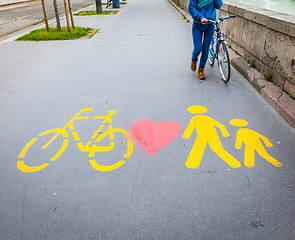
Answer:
[
  {"left": 0, "top": 0, "right": 295, "bottom": 239},
  {"left": 0, "top": 0, "right": 95, "bottom": 38}
]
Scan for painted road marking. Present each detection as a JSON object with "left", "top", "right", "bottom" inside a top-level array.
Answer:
[
  {"left": 17, "top": 106, "right": 282, "bottom": 174},
  {"left": 117, "top": 0, "right": 132, "bottom": 15},
  {"left": 17, "top": 109, "right": 133, "bottom": 173},
  {"left": 183, "top": 106, "right": 241, "bottom": 169},
  {"left": 182, "top": 106, "right": 282, "bottom": 169},
  {"left": 130, "top": 120, "right": 181, "bottom": 154},
  {"left": 230, "top": 119, "right": 282, "bottom": 167}
]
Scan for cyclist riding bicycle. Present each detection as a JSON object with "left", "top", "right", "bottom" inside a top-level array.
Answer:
[{"left": 188, "top": 0, "right": 223, "bottom": 80}]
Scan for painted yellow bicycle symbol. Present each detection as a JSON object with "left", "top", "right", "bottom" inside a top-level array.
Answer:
[{"left": 17, "top": 108, "right": 133, "bottom": 173}]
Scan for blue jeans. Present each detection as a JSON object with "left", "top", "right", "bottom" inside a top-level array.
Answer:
[{"left": 192, "top": 22, "right": 215, "bottom": 69}]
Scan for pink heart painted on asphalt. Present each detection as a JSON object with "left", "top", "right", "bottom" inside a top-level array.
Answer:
[{"left": 130, "top": 120, "right": 181, "bottom": 154}]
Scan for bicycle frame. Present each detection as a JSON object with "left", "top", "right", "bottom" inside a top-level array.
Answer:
[
  {"left": 209, "top": 17, "right": 229, "bottom": 61},
  {"left": 208, "top": 15, "right": 236, "bottom": 82},
  {"left": 215, "top": 26, "right": 222, "bottom": 59}
]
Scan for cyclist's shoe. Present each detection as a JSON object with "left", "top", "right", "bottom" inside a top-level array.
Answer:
[
  {"left": 191, "top": 60, "right": 197, "bottom": 71},
  {"left": 198, "top": 68, "right": 206, "bottom": 80}
]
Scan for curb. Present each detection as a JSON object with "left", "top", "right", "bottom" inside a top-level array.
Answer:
[
  {"left": 231, "top": 56, "right": 295, "bottom": 128},
  {"left": 0, "top": 0, "right": 37, "bottom": 7},
  {"left": 168, "top": 0, "right": 295, "bottom": 128},
  {"left": 0, "top": 20, "right": 43, "bottom": 39}
]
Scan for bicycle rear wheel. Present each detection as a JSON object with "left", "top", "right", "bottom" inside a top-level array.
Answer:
[
  {"left": 208, "top": 41, "right": 215, "bottom": 66},
  {"left": 17, "top": 128, "right": 69, "bottom": 172},
  {"left": 218, "top": 41, "right": 230, "bottom": 82}
]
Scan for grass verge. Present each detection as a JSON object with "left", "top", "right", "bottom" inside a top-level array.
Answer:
[
  {"left": 16, "top": 27, "right": 94, "bottom": 41},
  {"left": 74, "top": 10, "right": 119, "bottom": 16}
]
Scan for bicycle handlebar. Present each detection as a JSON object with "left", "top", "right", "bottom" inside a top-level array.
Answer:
[
  {"left": 207, "top": 15, "right": 236, "bottom": 24},
  {"left": 220, "top": 15, "right": 236, "bottom": 21}
]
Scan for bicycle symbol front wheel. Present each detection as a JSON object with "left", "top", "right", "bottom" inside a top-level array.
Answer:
[
  {"left": 88, "top": 128, "right": 133, "bottom": 172},
  {"left": 17, "top": 128, "right": 69, "bottom": 172}
]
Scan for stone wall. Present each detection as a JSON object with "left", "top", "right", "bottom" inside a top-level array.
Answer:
[{"left": 170, "top": 0, "right": 295, "bottom": 99}]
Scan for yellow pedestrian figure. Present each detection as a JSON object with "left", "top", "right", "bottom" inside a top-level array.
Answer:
[
  {"left": 183, "top": 106, "right": 241, "bottom": 169},
  {"left": 230, "top": 119, "right": 282, "bottom": 168}
]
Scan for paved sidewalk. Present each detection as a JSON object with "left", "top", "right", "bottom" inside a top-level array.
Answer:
[
  {"left": 2, "top": 0, "right": 294, "bottom": 128},
  {"left": 1, "top": 0, "right": 295, "bottom": 239}
]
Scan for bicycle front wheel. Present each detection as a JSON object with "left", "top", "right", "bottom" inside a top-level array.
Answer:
[
  {"left": 218, "top": 41, "right": 231, "bottom": 82},
  {"left": 208, "top": 41, "right": 215, "bottom": 66}
]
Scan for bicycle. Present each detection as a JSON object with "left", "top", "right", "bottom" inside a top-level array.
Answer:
[
  {"left": 207, "top": 15, "right": 236, "bottom": 83},
  {"left": 17, "top": 108, "right": 133, "bottom": 173},
  {"left": 106, "top": 0, "right": 112, "bottom": 8}
]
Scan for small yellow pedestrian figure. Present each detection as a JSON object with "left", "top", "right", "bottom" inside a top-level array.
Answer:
[
  {"left": 183, "top": 106, "right": 241, "bottom": 169},
  {"left": 230, "top": 119, "right": 282, "bottom": 168}
]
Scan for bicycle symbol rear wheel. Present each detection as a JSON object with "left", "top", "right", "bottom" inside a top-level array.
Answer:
[{"left": 17, "top": 128, "right": 69, "bottom": 172}]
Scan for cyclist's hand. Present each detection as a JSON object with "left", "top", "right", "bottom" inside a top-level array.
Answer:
[{"left": 201, "top": 18, "right": 208, "bottom": 25}]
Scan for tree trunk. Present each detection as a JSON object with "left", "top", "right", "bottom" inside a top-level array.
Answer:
[
  {"left": 62, "top": 0, "right": 71, "bottom": 32},
  {"left": 67, "top": 0, "right": 75, "bottom": 29},
  {"left": 95, "top": 0, "right": 102, "bottom": 13},
  {"left": 52, "top": 0, "right": 61, "bottom": 30},
  {"left": 41, "top": 0, "right": 49, "bottom": 31}
]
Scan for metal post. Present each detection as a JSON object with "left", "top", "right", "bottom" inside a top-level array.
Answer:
[
  {"left": 95, "top": 0, "right": 102, "bottom": 13},
  {"left": 53, "top": 0, "right": 61, "bottom": 30}
]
